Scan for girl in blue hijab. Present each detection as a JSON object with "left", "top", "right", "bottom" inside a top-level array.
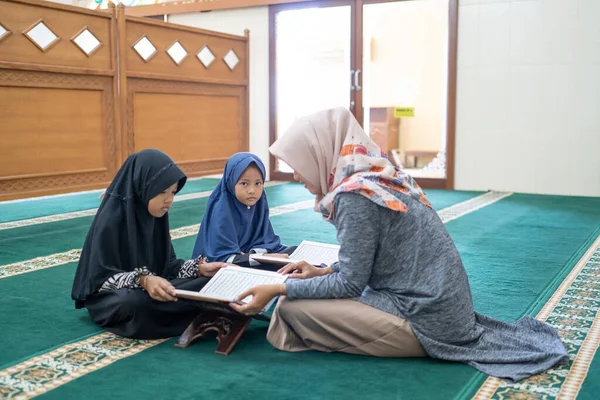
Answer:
[{"left": 192, "top": 153, "right": 295, "bottom": 268}]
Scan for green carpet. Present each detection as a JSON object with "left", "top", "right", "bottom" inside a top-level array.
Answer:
[
  {"left": 451, "top": 194, "right": 600, "bottom": 321},
  {"left": 425, "top": 189, "right": 484, "bottom": 211},
  {"left": 0, "top": 183, "right": 312, "bottom": 266},
  {"left": 0, "top": 191, "right": 104, "bottom": 223},
  {"left": 0, "top": 185, "right": 479, "bottom": 266},
  {"left": 0, "top": 178, "right": 221, "bottom": 223},
  {"left": 0, "top": 185, "right": 483, "bottom": 368},
  {"left": 1, "top": 185, "right": 599, "bottom": 400},
  {"left": 579, "top": 354, "right": 600, "bottom": 398}
]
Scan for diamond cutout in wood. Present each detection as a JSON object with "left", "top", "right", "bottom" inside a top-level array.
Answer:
[
  {"left": 71, "top": 27, "right": 101, "bottom": 56},
  {"left": 0, "top": 22, "right": 10, "bottom": 43},
  {"left": 197, "top": 45, "right": 215, "bottom": 68},
  {"left": 133, "top": 35, "right": 157, "bottom": 62},
  {"left": 166, "top": 41, "right": 188, "bottom": 65},
  {"left": 23, "top": 19, "right": 59, "bottom": 52},
  {"left": 223, "top": 49, "right": 240, "bottom": 71}
]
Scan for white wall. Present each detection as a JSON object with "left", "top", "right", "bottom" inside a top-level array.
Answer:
[
  {"left": 172, "top": 1, "right": 600, "bottom": 196},
  {"left": 455, "top": 0, "right": 600, "bottom": 196},
  {"left": 169, "top": 8, "right": 272, "bottom": 178}
]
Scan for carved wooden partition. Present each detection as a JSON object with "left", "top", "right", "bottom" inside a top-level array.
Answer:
[
  {"left": 0, "top": 0, "right": 120, "bottom": 201},
  {"left": 118, "top": 9, "right": 249, "bottom": 178},
  {"left": 0, "top": 0, "right": 249, "bottom": 201}
]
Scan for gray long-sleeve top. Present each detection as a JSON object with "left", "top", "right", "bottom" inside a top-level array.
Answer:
[{"left": 285, "top": 192, "right": 568, "bottom": 382}]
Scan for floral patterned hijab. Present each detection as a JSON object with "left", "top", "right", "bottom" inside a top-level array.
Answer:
[{"left": 269, "top": 107, "right": 431, "bottom": 220}]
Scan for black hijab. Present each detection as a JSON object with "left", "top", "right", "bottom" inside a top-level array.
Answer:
[{"left": 71, "top": 149, "right": 187, "bottom": 308}]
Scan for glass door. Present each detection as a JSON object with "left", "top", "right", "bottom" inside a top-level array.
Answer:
[
  {"left": 270, "top": 2, "right": 355, "bottom": 179},
  {"left": 269, "top": 0, "right": 457, "bottom": 188},
  {"left": 362, "top": 0, "right": 452, "bottom": 184}
]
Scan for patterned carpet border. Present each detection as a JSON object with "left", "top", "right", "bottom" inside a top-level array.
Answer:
[
  {"left": 0, "top": 250, "right": 82, "bottom": 280},
  {"left": 0, "top": 182, "right": 287, "bottom": 231},
  {"left": 0, "top": 333, "right": 167, "bottom": 399},
  {"left": 436, "top": 191, "right": 513, "bottom": 223},
  {"left": 0, "top": 200, "right": 315, "bottom": 280},
  {"left": 0, "top": 192, "right": 510, "bottom": 280},
  {"left": 472, "top": 234, "right": 600, "bottom": 400}
]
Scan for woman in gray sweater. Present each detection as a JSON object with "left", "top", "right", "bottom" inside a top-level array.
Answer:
[{"left": 230, "top": 108, "right": 567, "bottom": 382}]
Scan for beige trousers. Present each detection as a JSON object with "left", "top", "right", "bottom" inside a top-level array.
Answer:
[{"left": 266, "top": 297, "right": 427, "bottom": 358}]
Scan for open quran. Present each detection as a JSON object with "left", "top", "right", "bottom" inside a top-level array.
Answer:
[
  {"left": 174, "top": 266, "right": 288, "bottom": 313},
  {"left": 250, "top": 240, "right": 340, "bottom": 267}
]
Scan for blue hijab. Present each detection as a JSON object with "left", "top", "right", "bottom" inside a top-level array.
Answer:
[{"left": 192, "top": 153, "right": 286, "bottom": 262}]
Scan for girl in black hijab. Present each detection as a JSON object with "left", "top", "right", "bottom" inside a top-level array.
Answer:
[{"left": 72, "top": 149, "right": 227, "bottom": 339}]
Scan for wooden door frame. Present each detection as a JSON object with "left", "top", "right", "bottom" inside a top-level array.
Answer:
[{"left": 268, "top": 0, "right": 458, "bottom": 189}]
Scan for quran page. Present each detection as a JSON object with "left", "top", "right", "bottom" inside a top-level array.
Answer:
[
  {"left": 250, "top": 240, "right": 340, "bottom": 267},
  {"left": 175, "top": 266, "right": 287, "bottom": 312},
  {"left": 291, "top": 240, "right": 340, "bottom": 266}
]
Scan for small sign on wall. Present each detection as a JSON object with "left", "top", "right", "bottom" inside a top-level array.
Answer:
[{"left": 394, "top": 107, "right": 415, "bottom": 118}]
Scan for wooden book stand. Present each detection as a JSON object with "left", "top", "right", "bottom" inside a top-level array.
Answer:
[{"left": 175, "top": 300, "right": 269, "bottom": 355}]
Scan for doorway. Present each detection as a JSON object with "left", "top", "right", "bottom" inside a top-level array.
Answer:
[{"left": 269, "top": 0, "right": 457, "bottom": 189}]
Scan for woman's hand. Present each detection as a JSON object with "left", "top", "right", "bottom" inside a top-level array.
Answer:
[
  {"left": 277, "top": 261, "right": 331, "bottom": 279},
  {"left": 229, "top": 284, "right": 284, "bottom": 315},
  {"left": 141, "top": 276, "right": 177, "bottom": 302},
  {"left": 198, "top": 262, "right": 229, "bottom": 277}
]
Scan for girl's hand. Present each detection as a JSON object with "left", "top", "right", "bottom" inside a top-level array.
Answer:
[
  {"left": 277, "top": 261, "right": 329, "bottom": 279},
  {"left": 229, "top": 284, "right": 284, "bottom": 315},
  {"left": 198, "top": 262, "right": 229, "bottom": 277},
  {"left": 141, "top": 276, "right": 177, "bottom": 302},
  {"left": 262, "top": 253, "right": 289, "bottom": 258}
]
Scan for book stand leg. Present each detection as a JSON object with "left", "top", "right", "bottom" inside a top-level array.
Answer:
[{"left": 175, "top": 310, "right": 252, "bottom": 355}]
